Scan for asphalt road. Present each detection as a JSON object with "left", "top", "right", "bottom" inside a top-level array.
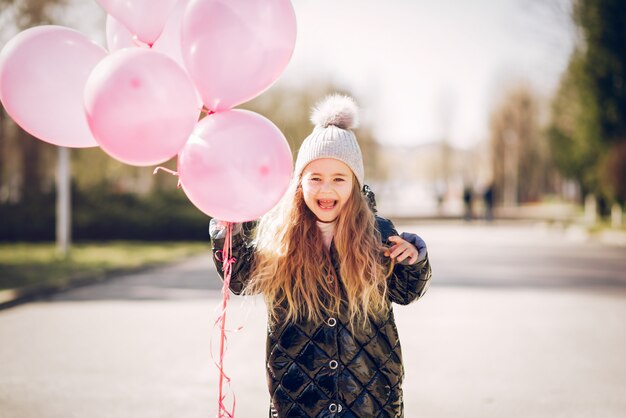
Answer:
[{"left": 1, "top": 220, "right": 625, "bottom": 418}]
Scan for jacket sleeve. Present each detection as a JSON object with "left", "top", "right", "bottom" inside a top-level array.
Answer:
[
  {"left": 376, "top": 216, "right": 432, "bottom": 305},
  {"left": 209, "top": 220, "right": 257, "bottom": 295}
]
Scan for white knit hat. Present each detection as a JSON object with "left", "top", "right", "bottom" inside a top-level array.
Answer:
[{"left": 294, "top": 94, "right": 364, "bottom": 186}]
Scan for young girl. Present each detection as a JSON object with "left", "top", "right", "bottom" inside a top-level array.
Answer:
[{"left": 210, "top": 95, "right": 432, "bottom": 417}]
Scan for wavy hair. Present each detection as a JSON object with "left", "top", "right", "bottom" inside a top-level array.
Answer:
[{"left": 244, "top": 176, "right": 393, "bottom": 327}]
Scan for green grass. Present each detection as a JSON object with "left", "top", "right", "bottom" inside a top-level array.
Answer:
[{"left": 0, "top": 241, "right": 208, "bottom": 291}]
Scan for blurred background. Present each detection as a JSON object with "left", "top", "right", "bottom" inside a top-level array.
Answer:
[
  {"left": 0, "top": 0, "right": 624, "bottom": 243},
  {"left": 1, "top": 1, "right": 625, "bottom": 417}
]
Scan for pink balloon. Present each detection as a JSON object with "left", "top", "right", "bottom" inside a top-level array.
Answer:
[
  {"left": 153, "top": 0, "right": 190, "bottom": 69},
  {"left": 105, "top": 14, "right": 137, "bottom": 52},
  {"left": 84, "top": 49, "right": 198, "bottom": 166},
  {"left": 106, "top": 0, "right": 189, "bottom": 58},
  {"left": 0, "top": 26, "right": 106, "bottom": 148},
  {"left": 96, "top": 0, "right": 178, "bottom": 45},
  {"left": 178, "top": 110, "right": 293, "bottom": 221},
  {"left": 106, "top": 0, "right": 188, "bottom": 70},
  {"left": 181, "top": 0, "right": 297, "bottom": 111},
  {"left": 105, "top": 3, "right": 203, "bottom": 108}
]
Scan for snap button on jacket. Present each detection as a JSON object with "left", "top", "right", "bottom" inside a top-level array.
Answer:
[{"left": 211, "top": 216, "right": 432, "bottom": 417}]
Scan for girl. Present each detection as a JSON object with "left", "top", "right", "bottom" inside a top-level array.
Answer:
[{"left": 210, "top": 94, "right": 432, "bottom": 417}]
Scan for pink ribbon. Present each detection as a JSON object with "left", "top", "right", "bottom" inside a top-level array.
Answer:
[
  {"left": 152, "top": 166, "right": 181, "bottom": 189},
  {"left": 211, "top": 223, "right": 239, "bottom": 418}
]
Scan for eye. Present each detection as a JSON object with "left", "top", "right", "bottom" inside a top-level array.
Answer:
[
  {"left": 309, "top": 177, "right": 321, "bottom": 182},
  {"left": 333, "top": 177, "right": 345, "bottom": 182}
]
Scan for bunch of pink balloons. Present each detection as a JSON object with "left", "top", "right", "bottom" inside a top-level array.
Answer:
[{"left": 0, "top": 0, "right": 297, "bottom": 222}]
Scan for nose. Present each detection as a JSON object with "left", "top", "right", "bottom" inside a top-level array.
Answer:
[{"left": 320, "top": 180, "right": 332, "bottom": 193}]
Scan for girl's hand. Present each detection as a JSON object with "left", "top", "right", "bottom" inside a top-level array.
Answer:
[{"left": 384, "top": 236, "right": 419, "bottom": 265}]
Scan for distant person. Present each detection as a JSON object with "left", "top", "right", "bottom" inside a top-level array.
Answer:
[
  {"left": 209, "top": 95, "right": 432, "bottom": 417},
  {"left": 463, "top": 185, "right": 473, "bottom": 221},
  {"left": 435, "top": 180, "right": 446, "bottom": 216},
  {"left": 484, "top": 183, "right": 494, "bottom": 221}
]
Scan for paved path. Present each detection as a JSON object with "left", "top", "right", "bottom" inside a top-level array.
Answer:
[{"left": 1, "top": 221, "right": 625, "bottom": 418}]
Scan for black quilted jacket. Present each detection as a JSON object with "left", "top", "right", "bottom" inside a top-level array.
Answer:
[{"left": 211, "top": 216, "right": 432, "bottom": 417}]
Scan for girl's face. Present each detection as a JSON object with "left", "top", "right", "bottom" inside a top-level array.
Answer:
[{"left": 301, "top": 158, "right": 354, "bottom": 222}]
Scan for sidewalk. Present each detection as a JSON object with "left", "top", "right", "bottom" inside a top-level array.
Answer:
[{"left": 0, "top": 264, "right": 167, "bottom": 311}]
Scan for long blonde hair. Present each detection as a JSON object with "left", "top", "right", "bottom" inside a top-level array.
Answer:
[{"left": 244, "top": 176, "right": 392, "bottom": 327}]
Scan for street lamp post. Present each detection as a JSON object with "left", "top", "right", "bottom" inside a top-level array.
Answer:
[{"left": 56, "top": 147, "right": 71, "bottom": 257}]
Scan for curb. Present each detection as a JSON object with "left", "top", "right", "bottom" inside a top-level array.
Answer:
[{"left": 0, "top": 264, "right": 164, "bottom": 311}]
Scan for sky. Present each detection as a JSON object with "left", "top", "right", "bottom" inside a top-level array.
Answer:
[
  {"left": 45, "top": 0, "right": 576, "bottom": 150},
  {"left": 278, "top": 0, "right": 576, "bottom": 148}
]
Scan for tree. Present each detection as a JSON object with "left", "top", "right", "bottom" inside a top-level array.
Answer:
[
  {"left": 547, "top": 50, "right": 603, "bottom": 200},
  {"left": 575, "top": 0, "right": 626, "bottom": 205},
  {"left": 549, "top": 0, "right": 626, "bottom": 206},
  {"left": 490, "top": 85, "right": 557, "bottom": 205},
  {"left": 574, "top": 0, "right": 626, "bottom": 145}
]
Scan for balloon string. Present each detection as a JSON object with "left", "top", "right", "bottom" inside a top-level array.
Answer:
[
  {"left": 152, "top": 166, "right": 182, "bottom": 189},
  {"left": 211, "top": 223, "right": 237, "bottom": 418}
]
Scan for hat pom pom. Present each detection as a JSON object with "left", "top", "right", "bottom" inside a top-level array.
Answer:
[{"left": 310, "top": 94, "right": 359, "bottom": 130}]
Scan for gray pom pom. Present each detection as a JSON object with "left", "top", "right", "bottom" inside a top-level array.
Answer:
[{"left": 310, "top": 94, "right": 359, "bottom": 130}]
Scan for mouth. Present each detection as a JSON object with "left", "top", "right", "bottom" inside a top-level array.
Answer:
[{"left": 317, "top": 199, "right": 337, "bottom": 210}]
